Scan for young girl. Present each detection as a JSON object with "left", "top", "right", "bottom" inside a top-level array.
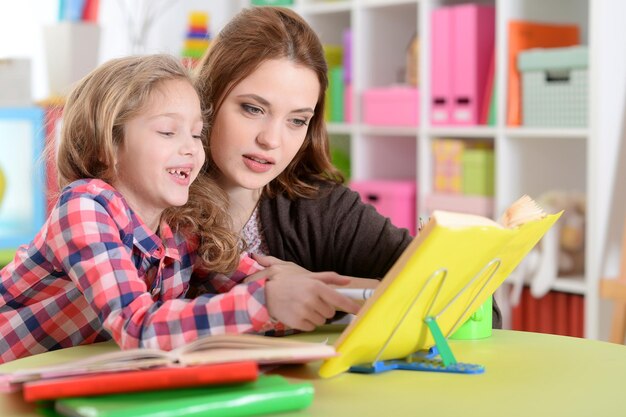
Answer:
[
  {"left": 194, "top": 7, "right": 502, "bottom": 330},
  {"left": 0, "top": 54, "right": 357, "bottom": 363}
]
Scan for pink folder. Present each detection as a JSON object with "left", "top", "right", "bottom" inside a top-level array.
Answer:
[
  {"left": 451, "top": 4, "right": 495, "bottom": 125},
  {"left": 430, "top": 7, "right": 453, "bottom": 125}
]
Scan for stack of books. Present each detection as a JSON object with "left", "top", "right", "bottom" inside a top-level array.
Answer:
[{"left": 1, "top": 333, "right": 334, "bottom": 417}]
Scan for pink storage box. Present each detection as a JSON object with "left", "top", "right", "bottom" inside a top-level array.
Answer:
[
  {"left": 425, "top": 193, "right": 494, "bottom": 218},
  {"left": 362, "top": 86, "right": 419, "bottom": 126},
  {"left": 350, "top": 180, "right": 417, "bottom": 235}
]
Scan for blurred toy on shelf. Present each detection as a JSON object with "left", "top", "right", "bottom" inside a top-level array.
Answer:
[
  {"left": 538, "top": 190, "right": 586, "bottom": 276},
  {"left": 181, "top": 11, "right": 211, "bottom": 68}
]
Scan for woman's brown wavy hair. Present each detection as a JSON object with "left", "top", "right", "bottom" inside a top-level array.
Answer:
[
  {"left": 195, "top": 6, "right": 343, "bottom": 199},
  {"left": 55, "top": 54, "right": 240, "bottom": 273}
]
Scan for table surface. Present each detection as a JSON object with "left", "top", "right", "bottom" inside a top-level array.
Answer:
[
  {"left": 2, "top": 327, "right": 626, "bottom": 417},
  {"left": 0, "top": 249, "right": 13, "bottom": 268}
]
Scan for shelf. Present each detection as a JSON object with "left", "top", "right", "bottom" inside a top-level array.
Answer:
[
  {"left": 326, "top": 122, "right": 353, "bottom": 135},
  {"left": 360, "top": 125, "right": 418, "bottom": 136},
  {"left": 552, "top": 276, "right": 587, "bottom": 295},
  {"left": 506, "top": 277, "right": 586, "bottom": 296},
  {"left": 427, "top": 126, "right": 497, "bottom": 138},
  {"left": 299, "top": 1, "right": 352, "bottom": 15},
  {"left": 504, "top": 127, "right": 589, "bottom": 140},
  {"left": 235, "top": 0, "right": 626, "bottom": 341},
  {"left": 362, "top": 0, "right": 418, "bottom": 9}
]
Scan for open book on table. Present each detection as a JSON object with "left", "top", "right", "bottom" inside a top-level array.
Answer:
[
  {"left": 319, "top": 195, "right": 562, "bottom": 378},
  {"left": 0, "top": 333, "right": 335, "bottom": 390}
]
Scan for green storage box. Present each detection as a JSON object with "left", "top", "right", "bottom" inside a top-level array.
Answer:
[
  {"left": 462, "top": 148, "right": 494, "bottom": 196},
  {"left": 518, "top": 46, "right": 588, "bottom": 127},
  {"left": 327, "top": 66, "right": 344, "bottom": 122}
]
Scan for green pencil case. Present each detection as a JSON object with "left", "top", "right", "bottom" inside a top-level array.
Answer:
[{"left": 51, "top": 375, "right": 314, "bottom": 417}]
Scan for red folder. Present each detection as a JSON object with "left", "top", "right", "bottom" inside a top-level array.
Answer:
[
  {"left": 511, "top": 297, "right": 524, "bottom": 331},
  {"left": 537, "top": 291, "right": 555, "bottom": 335},
  {"left": 522, "top": 287, "right": 539, "bottom": 332},
  {"left": 553, "top": 291, "right": 570, "bottom": 336},
  {"left": 506, "top": 21, "right": 579, "bottom": 126},
  {"left": 23, "top": 361, "right": 258, "bottom": 402},
  {"left": 569, "top": 294, "right": 585, "bottom": 338}
]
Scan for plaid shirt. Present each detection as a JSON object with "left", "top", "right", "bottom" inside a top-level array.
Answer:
[{"left": 0, "top": 179, "right": 276, "bottom": 363}]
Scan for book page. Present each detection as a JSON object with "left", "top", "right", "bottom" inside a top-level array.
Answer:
[
  {"left": 433, "top": 195, "right": 547, "bottom": 230},
  {"left": 174, "top": 333, "right": 330, "bottom": 356},
  {"left": 499, "top": 195, "right": 547, "bottom": 228},
  {"left": 432, "top": 210, "right": 502, "bottom": 229},
  {"left": 174, "top": 333, "right": 335, "bottom": 365},
  {"left": 179, "top": 345, "right": 336, "bottom": 366},
  {"left": 2, "top": 349, "right": 172, "bottom": 385}
]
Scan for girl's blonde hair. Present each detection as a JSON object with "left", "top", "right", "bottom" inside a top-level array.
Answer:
[
  {"left": 196, "top": 7, "right": 343, "bottom": 200},
  {"left": 57, "top": 54, "right": 240, "bottom": 273}
]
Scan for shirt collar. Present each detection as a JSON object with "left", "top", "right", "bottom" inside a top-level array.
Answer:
[{"left": 131, "top": 213, "right": 181, "bottom": 261}]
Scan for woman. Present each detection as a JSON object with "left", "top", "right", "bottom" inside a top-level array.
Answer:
[{"left": 194, "top": 7, "right": 502, "bottom": 330}]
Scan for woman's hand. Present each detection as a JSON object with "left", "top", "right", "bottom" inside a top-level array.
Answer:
[
  {"left": 246, "top": 254, "right": 381, "bottom": 290},
  {"left": 243, "top": 254, "right": 347, "bottom": 284}
]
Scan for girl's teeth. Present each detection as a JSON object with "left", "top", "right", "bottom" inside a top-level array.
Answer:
[{"left": 168, "top": 169, "right": 189, "bottom": 178}]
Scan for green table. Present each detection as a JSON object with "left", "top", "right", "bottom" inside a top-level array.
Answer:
[{"left": 2, "top": 328, "right": 626, "bottom": 417}]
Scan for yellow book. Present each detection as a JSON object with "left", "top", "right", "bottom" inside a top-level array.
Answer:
[{"left": 319, "top": 195, "right": 561, "bottom": 378}]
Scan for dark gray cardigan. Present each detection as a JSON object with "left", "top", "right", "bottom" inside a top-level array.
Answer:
[{"left": 259, "top": 183, "right": 502, "bottom": 328}]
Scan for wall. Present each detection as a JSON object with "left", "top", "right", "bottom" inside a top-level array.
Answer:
[
  {"left": 0, "top": 1, "right": 233, "bottom": 101},
  {"left": 0, "top": 1, "right": 57, "bottom": 101}
]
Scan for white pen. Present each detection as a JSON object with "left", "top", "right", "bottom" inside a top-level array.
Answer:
[{"left": 336, "top": 288, "right": 375, "bottom": 300}]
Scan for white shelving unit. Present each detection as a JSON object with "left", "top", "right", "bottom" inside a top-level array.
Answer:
[{"left": 220, "top": 0, "right": 626, "bottom": 340}]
